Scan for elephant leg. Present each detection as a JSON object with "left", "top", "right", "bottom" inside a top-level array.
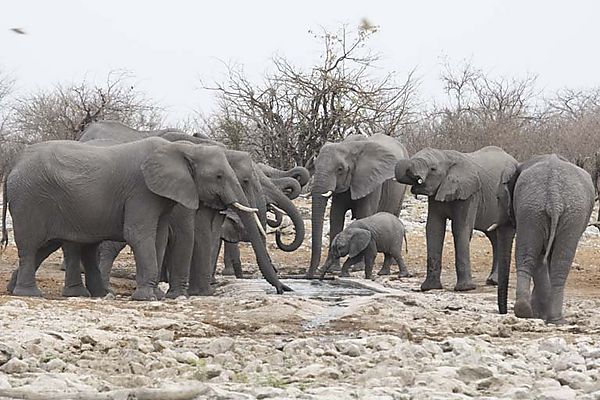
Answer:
[
  {"left": 81, "top": 243, "right": 109, "bottom": 298},
  {"left": 545, "top": 234, "right": 579, "bottom": 325},
  {"left": 62, "top": 242, "right": 90, "bottom": 297},
  {"left": 350, "top": 193, "right": 380, "bottom": 273},
  {"left": 10, "top": 241, "right": 60, "bottom": 296},
  {"left": 484, "top": 230, "right": 499, "bottom": 286},
  {"left": 97, "top": 241, "right": 127, "bottom": 294},
  {"left": 514, "top": 222, "right": 545, "bottom": 319},
  {"left": 421, "top": 203, "right": 446, "bottom": 291},
  {"left": 530, "top": 257, "right": 550, "bottom": 320},
  {"left": 223, "top": 241, "right": 243, "bottom": 278},
  {"left": 163, "top": 207, "right": 194, "bottom": 299},
  {"left": 329, "top": 200, "right": 348, "bottom": 253},
  {"left": 392, "top": 250, "right": 412, "bottom": 278},
  {"left": 451, "top": 202, "right": 477, "bottom": 292},
  {"left": 340, "top": 255, "right": 363, "bottom": 277},
  {"left": 378, "top": 254, "right": 393, "bottom": 275},
  {"left": 363, "top": 242, "right": 378, "bottom": 280},
  {"left": 496, "top": 225, "right": 516, "bottom": 314},
  {"left": 189, "top": 206, "right": 219, "bottom": 296}
]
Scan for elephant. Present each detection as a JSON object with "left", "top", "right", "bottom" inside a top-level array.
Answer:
[
  {"left": 74, "top": 121, "right": 297, "bottom": 297},
  {"left": 320, "top": 212, "right": 410, "bottom": 279},
  {"left": 496, "top": 154, "right": 594, "bottom": 324},
  {"left": 306, "top": 134, "right": 409, "bottom": 278},
  {"left": 3, "top": 137, "right": 288, "bottom": 300},
  {"left": 395, "top": 146, "right": 517, "bottom": 292}
]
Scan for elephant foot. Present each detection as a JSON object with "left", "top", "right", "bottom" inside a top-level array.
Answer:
[
  {"left": 7, "top": 270, "right": 18, "bottom": 294},
  {"left": 420, "top": 278, "right": 443, "bottom": 291},
  {"left": 275, "top": 282, "right": 293, "bottom": 294},
  {"left": 222, "top": 265, "right": 236, "bottom": 276},
  {"left": 351, "top": 262, "right": 365, "bottom": 272},
  {"left": 399, "top": 270, "right": 413, "bottom": 278},
  {"left": 378, "top": 266, "right": 391, "bottom": 276},
  {"left": 339, "top": 270, "right": 351, "bottom": 278},
  {"left": 514, "top": 298, "right": 533, "bottom": 318},
  {"left": 454, "top": 280, "right": 476, "bottom": 292},
  {"left": 154, "top": 287, "right": 165, "bottom": 300},
  {"left": 87, "top": 285, "right": 109, "bottom": 298},
  {"left": 62, "top": 284, "right": 91, "bottom": 297},
  {"left": 131, "top": 287, "right": 158, "bottom": 301},
  {"left": 546, "top": 317, "right": 568, "bottom": 325},
  {"left": 486, "top": 272, "right": 498, "bottom": 286},
  {"left": 166, "top": 288, "right": 188, "bottom": 299},
  {"left": 188, "top": 286, "right": 216, "bottom": 297},
  {"left": 12, "top": 284, "right": 43, "bottom": 297}
]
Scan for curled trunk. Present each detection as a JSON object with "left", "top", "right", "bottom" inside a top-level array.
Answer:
[
  {"left": 262, "top": 175, "right": 305, "bottom": 252},
  {"left": 271, "top": 177, "right": 302, "bottom": 200}
]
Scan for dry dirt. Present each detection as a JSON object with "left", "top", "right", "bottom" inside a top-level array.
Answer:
[{"left": 0, "top": 196, "right": 599, "bottom": 399}]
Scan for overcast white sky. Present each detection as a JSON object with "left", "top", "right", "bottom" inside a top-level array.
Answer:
[{"left": 2, "top": 0, "right": 600, "bottom": 124}]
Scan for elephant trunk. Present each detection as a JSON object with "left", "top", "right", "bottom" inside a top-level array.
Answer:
[
  {"left": 272, "top": 177, "right": 302, "bottom": 200},
  {"left": 288, "top": 166, "right": 310, "bottom": 187},
  {"left": 266, "top": 207, "right": 284, "bottom": 228},
  {"left": 395, "top": 159, "right": 426, "bottom": 185},
  {"left": 235, "top": 209, "right": 291, "bottom": 293},
  {"left": 307, "top": 193, "right": 329, "bottom": 278},
  {"left": 270, "top": 189, "right": 305, "bottom": 252}
]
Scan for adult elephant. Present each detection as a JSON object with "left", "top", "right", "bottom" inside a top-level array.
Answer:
[
  {"left": 219, "top": 168, "right": 306, "bottom": 278},
  {"left": 496, "top": 154, "right": 593, "bottom": 323},
  {"left": 395, "top": 146, "right": 517, "bottom": 291},
  {"left": 2, "top": 137, "right": 286, "bottom": 300},
  {"left": 306, "top": 134, "right": 408, "bottom": 278}
]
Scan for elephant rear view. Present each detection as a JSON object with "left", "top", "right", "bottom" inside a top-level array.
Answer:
[
  {"left": 497, "top": 154, "right": 594, "bottom": 324},
  {"left": 307, "top": 134, "right": 408, "bottom": 278}
]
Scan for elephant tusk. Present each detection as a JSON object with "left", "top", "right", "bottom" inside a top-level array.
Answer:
[
  {"left": 269, "top": 204, "right": 287, "bottom": 215},
  {"left": 321, "top": 191, "right": 333, "bottom": 198},
  {"left": 253, "top": 212, "right": 267, "bottom": 238},
  {"left": 233, "top": 202, "right": 259, "bottom": 213},
  {"left": 416, "top": 178, "right": 423, "bottom": 185},
  {"left": 299, "top": 193, "right": 311, "bottom": 198},
  {"left": 486, "top": 223, "right": 499, "bottom": 232}
]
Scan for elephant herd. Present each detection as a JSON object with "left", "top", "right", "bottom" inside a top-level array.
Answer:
[{"left": 1, "top": 122, "right": 595, "bottom": 325}]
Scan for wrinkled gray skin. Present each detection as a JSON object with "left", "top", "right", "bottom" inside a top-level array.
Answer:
[
  {"left": 4, "top": 138, "right": 258, "bottom": 300},
  {"left": 76, "top": 121, "right": 294, "bottom": 297},
  {"left": 307, "top": 134, "right": 408, "bottom": 278},
  {"left": 496, "top": 154, "right": 594, "bottom": 324},
  {"left": 320, "top": 212, "right": 410, "bottom": 279},
  {"left": 395, "top": 146, "right": 517, "bottom": 292}
]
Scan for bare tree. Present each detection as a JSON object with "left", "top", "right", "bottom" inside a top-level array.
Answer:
[
  {"left": 205, "top": 24, "right": 419, "bottom": 168},
  {"left": 4, "top": 70, "right": 164, "bottom": 145},
  {"left": 0, "top": 69, "right": 16, "bottom": 177}
]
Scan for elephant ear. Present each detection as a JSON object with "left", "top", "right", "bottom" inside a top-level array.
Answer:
[
  {"left": 141, "top": 143, "right": 199, "bottom": 210},
  {"left": 434, "top": 157, "right": 482, "bottom": 202},
  {"left": 351, "top": 142, "right": 400, "bottom": 200},
  {"left": 349, "top": 229, "right": 372, "bottom": 258},
  {"left": 498, "top": 166, "right": 518, "bottom": 227}
]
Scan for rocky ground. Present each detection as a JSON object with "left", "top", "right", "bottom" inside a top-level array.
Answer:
[{"left": 0, "top": 196, "right": 599, "bottom": 399}]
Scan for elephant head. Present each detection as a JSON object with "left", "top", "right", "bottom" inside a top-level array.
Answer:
[
  {"left": 395, "top": 148, "right": 481, "bottom": 202},
  {"left": 320, "top": 228, "right": 371, "bottom": 278},
  {"left": 308, "top": 138, "right": 400, "bottom": 277}
]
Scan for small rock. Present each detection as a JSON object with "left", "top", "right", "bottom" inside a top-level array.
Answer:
[
  {"left": 0, "top": 358, "right": 28, "bottom": 374},
  {"left": 335, "top": 342, "right": 362, "bottom": 357},
  {"left": 457, "top": 365, "right": 493, "bottom": 382},
  {"left": 0, "top": 374, "right": 10, "bottom": 389},
  {"left": 205, "top": 337, "right": 235, "bottom": 356},
  {"left": 295, "top": 364, "right": 341, "bottom": 379},
  {"left": 153, "top": 329, "right": 174, "bottom": 342},
  {"left": 556, "top": 370, "right": 592, "bottom": 389},
  {"left": 553, "top": 353, "right": 586, "bottom": 372},
  {"left": 2, "top": 300, "right": 29, "bottom": 309},
  {"left": 0, "top": 343, "right": 13, "bottom": 366},
  {"left": 256, "top": 324, "right": 286, "bottom": 335},
  {"left": 537, "top": 386, "right": 577, "bottom": 400},
  {"left": 45, "top": 358, "right": 66, "bottom": 372},
  {"left": 175, "top": 351, "right": 200, "bottom": 365},
  {"left": 539, "top": 337, "right": 568, "bottom": 354}
]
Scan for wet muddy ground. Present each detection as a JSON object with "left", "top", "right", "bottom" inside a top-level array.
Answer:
[{"left": 0, "top": 196, "right": 599, "bottom": 399}]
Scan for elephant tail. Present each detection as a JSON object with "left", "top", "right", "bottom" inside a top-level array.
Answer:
[
  {"left": 403, "top": 230, "right": 408, "bottom": 254},
  {"left": 1, "top": 177, "right": 8, "bottom": 251},
  {"left": 543, "top": 211, "right": 559, "bottom": 266}
]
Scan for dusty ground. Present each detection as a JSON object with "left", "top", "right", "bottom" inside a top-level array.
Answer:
[{"left": 0, "top": 196, "right": 599, "bottom": 399}]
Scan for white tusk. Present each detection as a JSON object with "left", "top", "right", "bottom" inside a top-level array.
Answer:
[
  {"left": 270, "top": 204, "right": 287, "bottom": 215},
  {"left": 233, "top": 202, "right": 259, "bottom": 213},
  {"left": 417, "top": 178, "right": 423, "bottom": 185},
  {"left": 299, "top": 193, "right": 311, "bottom": 198},
  {"left": 253, "top": 212, "right": 267, "bottom": 238},
  {"left": 391, "top": 177, "right": 397, "bottom": 181},
  {"left": 486, "top": 223, "right": 499, "bottom": 232},
  {"left": 321, "top": 191, "right": 333, "bottom": 198}
]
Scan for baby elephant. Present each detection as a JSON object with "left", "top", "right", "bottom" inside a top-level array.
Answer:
[{"left": 320, "top": 212, "right": 410, "bottom": 279}]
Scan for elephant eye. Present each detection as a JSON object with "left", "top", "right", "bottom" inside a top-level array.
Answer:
[
  {"left": 430, "top": 167, "right": 437, "bottom": 172},
  {"left": 216, "top": 173, "right": 223, "bottom": 180}
]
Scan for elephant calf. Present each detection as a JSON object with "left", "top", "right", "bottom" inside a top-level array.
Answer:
[
  {"left": 497, "top": 154, "right": 594, "bottom": 324},
  {"left": 320, "top": 212, "right": 410, "bottom": 279}
]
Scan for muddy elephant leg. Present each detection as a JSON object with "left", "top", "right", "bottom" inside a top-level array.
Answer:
[
  {"left": 97, "top": 241, "right": 127, "bottom": 294},
  {"left": 421, "top": 202, "right": 446, "bottom": 291},
  {"left": 378, "top": 254, "right": 393, "bottom": 275},
  {"left": 81, "top": 243, "right": 109, "bottom": 298},
  {"left": 484, "top": 230, "right": 499, "bottom": 286},
  {"left": 62, "top": 242, "right": 90, "bottom": 297},
  {"left": 10, "top": 241, "right": 61, "bottom": 296},
  {"left": 223, "top": 241, "right": 243, "bottom": 278},
  {"left": 340, "top": 255, "right": 363, "bottom": 277}
]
